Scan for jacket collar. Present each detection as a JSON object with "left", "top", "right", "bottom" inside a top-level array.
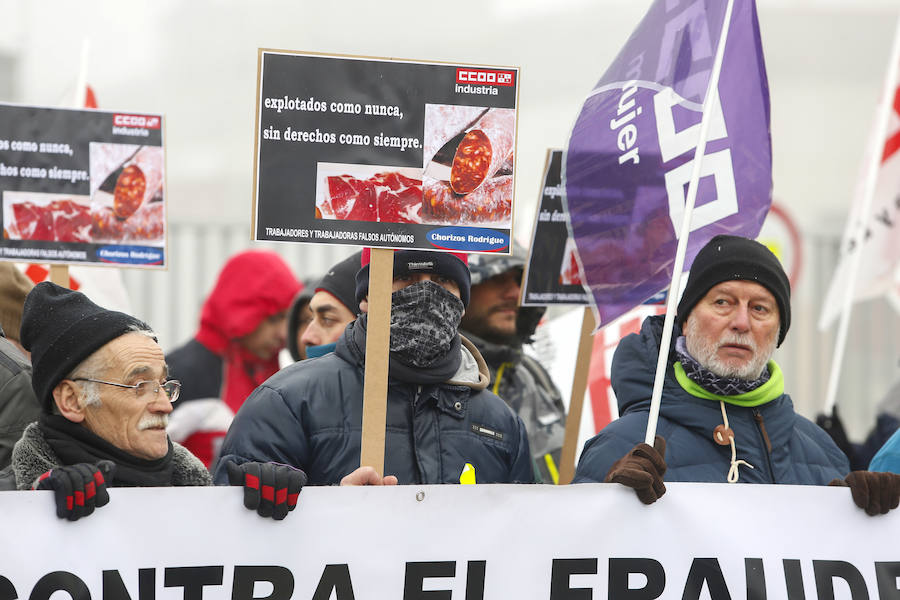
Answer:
[
  {"left": 460, "top": 329, "right": 522, "bottom": 367},
  {"left": 337, "top": 319, "right": 488, "bottom": 390},
  {"left": 674, "top": 360, "right": 784, "bottom": 407}
]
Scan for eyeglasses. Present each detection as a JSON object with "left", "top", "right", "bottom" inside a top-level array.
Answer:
[{"left": 71, "top": 378, "right": 181, "bottom": 402}]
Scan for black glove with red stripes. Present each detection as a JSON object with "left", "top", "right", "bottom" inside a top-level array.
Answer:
[
  {"left": 226, "top": 461, "right": 307, "bottom": 520},
  {"left": 33, "top": 461, "right": 115, "bottom": 521}
]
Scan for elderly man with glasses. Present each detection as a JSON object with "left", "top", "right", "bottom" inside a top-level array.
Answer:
[{"left": 0, "top": 282, "right": 305, "bottom": 522}]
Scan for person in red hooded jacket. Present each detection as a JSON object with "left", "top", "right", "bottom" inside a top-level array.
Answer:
[{"left": 165, "top": 250, "right": 301, "bottom": 467}]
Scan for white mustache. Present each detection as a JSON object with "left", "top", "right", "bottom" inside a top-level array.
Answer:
[
  {"left": 138, "top": 414, "right": 169, "bottom": 430},
  {"left": 718, "top": 333, "right": 757, "bottom": 352}
]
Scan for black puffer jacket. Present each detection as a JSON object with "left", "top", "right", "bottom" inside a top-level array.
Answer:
[{"left": 214, "top": 320, "right": 534, "bottom": 485}]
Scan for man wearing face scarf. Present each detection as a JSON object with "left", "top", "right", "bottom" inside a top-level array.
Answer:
[{"left": 213, "top": 249, "right": 534, "bottom": 486}]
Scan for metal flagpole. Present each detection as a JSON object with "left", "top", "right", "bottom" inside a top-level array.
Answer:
[{"left": 644, "top": 0, "right": 737, "bottom": 445}]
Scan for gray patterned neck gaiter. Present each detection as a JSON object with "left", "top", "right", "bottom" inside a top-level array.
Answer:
[
  {"left": 675, "top": 336, "right": 770, "bottom": 396},
  {"left": 390, "top": 280, "right": 464, "bottom": 368}
]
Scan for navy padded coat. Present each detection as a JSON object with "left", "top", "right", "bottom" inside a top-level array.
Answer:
[
  {"left": 574, "top": 316, "right": 849, "bottom": 485},
  {"left": 214, "top": 322, "right": 534, "bottom": 485}
]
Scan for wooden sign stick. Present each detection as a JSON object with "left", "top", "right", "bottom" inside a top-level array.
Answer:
[
  {"left": 359, "top": 248, "right": 394, "bottom": 475},
  {"left": 49, "top": 264, "right": 70, "bottom": 288},
  {"left": 558, "top": 306, "right": 596, "bottom": 484}
]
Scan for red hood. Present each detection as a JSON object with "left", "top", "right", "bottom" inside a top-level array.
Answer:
[{"left": 195, "top": 250, "right": 301, "bottom": 353}]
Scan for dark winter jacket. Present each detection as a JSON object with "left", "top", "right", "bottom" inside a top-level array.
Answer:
[
  {"left": 573, "top": 315, "right": 850, "bottom": 484},
  {"left": 462, "top": 331, "right": 566, "bottom": 484},
  {"left": 0, "top": 336, "right": 40, "bottom": 469},
  {"left": 213, "top": 320, "right": 534, "bottom": 485},
  {"left": 0, "top": 422, "right": 211, "bottom": 490}
]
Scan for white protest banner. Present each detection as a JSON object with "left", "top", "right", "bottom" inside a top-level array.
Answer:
[{"left": 1, "top": 483, "right": 897, "bottom": 599}]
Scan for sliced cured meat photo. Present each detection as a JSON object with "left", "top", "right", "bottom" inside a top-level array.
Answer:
[
  {"left": 321, "top": 171, "right": 423, "bottom": 224},
  {"left": 88, "top": 142, "right": 165, "bottom": 243},
  {"left": 423, "top": 105, "right": 487, "bottom": 165},
  {"left": 449, "top": 108, "right": 515, "bottom": 194},
  {"left": 6, "top": 199, "right": 92, "bottom": 243},
  {"left": 92, "top": 201, "right": 165, "bottom": 242},
  {"left": 422, "top": 175, "right": 512, "bottom": 224},
  {"left": 113, "top": 164, "right": 147, "bottom": 219}
]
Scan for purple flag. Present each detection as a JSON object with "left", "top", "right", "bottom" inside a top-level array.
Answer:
[{"left": 563, "top": 0, "right": 771, "bottom": 327}]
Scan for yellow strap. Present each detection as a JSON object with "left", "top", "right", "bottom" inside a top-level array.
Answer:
[
  {"left": 544, "top": 453, "right": 560, "bottom": 485},
  {"left": 492, "top": 362, "right": 512, "bottom": 395}
]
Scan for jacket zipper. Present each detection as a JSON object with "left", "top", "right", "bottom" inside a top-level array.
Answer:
[
  {"left": 412, "top": 385, "right": 424, "bottom": 484},
  {"left": 752, "top": 408, "right": 776, "bottom": 482}
]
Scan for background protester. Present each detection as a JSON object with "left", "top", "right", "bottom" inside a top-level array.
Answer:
[
  {"left": 0, "top": 263, "right": 40, "bottom": 468},
  {"left": 0, "top": 282, "right": 306, "bottom": 521},
  {"left": 574, "top": 235, "right": 900, "bottom": 516},
  {"left": 213, "top": 249, "right": 533, "bottom": 486},
  {"left": 166, "top": 250, "right": 301, "bottom": 467},
  {"left": 285, "top": 286, "right": 314, "bottom": 362},
  {"left": 817, "top": 379, "right": 900, "bottom": 471},
  {"left": 461, "top": 248, "right": 566, "bottom": 484},
  {"left": 867, "top": 393, "right": 900, "bottom": 472},
  {"left": 300, "top": 251, "right": 362, "bottom": 358},
  {"left": 0, "top": 263, "right": 33, "bottom": 357}
]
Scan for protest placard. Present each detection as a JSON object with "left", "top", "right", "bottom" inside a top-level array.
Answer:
[
  {"left": 1, "top": 483, "right": 896, "bottom": 599},
  {"left": 0, "top": 104, "right": 166, "bottom": 267},
  {"left": 252, "top": 50, "right": 519, "bottom": 254},
  {"left": 521, "top": 149, "right": 590, "bottom": 307}
]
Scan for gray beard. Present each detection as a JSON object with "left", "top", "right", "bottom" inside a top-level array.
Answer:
[{"left": 683, "top": 318, "right": 776, "bottom": 381}]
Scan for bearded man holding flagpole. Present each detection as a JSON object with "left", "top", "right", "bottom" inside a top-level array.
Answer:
[{"left": 563, "top": 0, "right": 900, "bottom": 515}]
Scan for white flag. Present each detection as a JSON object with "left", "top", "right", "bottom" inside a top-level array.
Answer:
[{"left": 819, "top": 67, "right": 900, "bottom": 329}]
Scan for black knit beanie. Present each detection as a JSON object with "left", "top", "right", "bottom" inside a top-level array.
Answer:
[
  {"left": 356, "top": 249, "right": 471, "bottom": 307},
  {"left": 676, "top": 235, "right": 791, "bottom": 347},
  {"left": 21, "top": 282, "right": 152, "bottom": 412},
  {"left": 317, "top": 251, "right": 363, "bottom": 314}
]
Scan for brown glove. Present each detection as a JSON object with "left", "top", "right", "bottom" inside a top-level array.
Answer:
[
  {"left": 605, "top": 436, "right": 667, "bottom": 504},
  {"left": 829, "top": 471, "right": 900, "bottom": 516}
]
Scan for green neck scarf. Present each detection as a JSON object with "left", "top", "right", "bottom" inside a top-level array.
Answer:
[{"left": 673, "top": 360, "right": 784, "bottom": 407}]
